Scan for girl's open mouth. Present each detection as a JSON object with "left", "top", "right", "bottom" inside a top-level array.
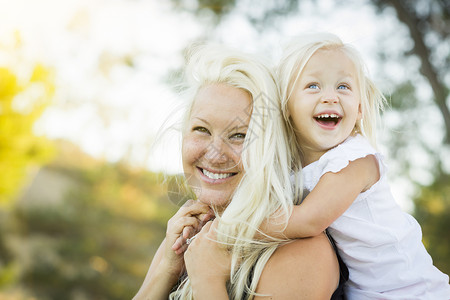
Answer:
[{"left": 314, "top": 113, "right": 342, "bottom": 128}]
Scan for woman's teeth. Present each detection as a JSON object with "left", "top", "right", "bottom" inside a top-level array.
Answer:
[{"left": 202, "top": 169, "right": 234, "bottom": 180}]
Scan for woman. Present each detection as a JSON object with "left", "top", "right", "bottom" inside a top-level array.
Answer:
[{"left": 134, "top": 44, "right": 347, "bottom": 299}]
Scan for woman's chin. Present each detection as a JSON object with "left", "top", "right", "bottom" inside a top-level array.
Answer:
[{"left": 196, "top": 191, "right": 231, "bottom": 211}]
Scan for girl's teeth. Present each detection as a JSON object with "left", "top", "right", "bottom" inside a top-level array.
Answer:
[
  {"left": 317, "top": 113, "right": 339, "bottom": 118},
  {"left": 202, "top": 169, "right": 233, "bottom": 180}
]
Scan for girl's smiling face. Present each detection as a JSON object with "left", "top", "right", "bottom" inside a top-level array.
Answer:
[
  {"left": 182, "top": 83, "right": 251, "bottom": 211},
  {"left": 288, "top": 48, "right": 362, "bottom": 165}
]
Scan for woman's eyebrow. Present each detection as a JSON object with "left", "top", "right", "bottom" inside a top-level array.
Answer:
[
  {"left": 225, "top": 124, "right": 249, "bottom": 132},
  {"left": 193, "top": 117, "right": 210, "bottom": 126}
]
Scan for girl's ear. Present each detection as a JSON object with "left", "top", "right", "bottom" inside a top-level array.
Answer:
[{"left": 357, "top": 103, "right": 362, "bottom": 121}]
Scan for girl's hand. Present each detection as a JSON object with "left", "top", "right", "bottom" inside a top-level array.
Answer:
[
  {"left": 184, "top": 219, "right": 231, "bottom": 288},
  {"left": 171, "top": 210, "right": 214, "bottom": 255},
  {"left": 162, "top": 200, "right": 213, "bottom": 276}
]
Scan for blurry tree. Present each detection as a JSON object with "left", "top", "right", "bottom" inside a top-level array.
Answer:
[
  {"left": 371, "top": 0, "right": 450, "bottom": 275},
  {"left": 0, "top": 142, "right": 178, "bottom": 299},
  {"left": 170, "top": 0, "right": 236, "bottom": 23},
  {"left": 168, "top": 0, "right": 450, "bottom": 275},
  {"left": 0, "top": 35, "right": 56, "bottom": 296},
  {"left": 372, "top": 0, "right": 450, "bottom": 142},
  {"left": 413, "top": 172, "right": 450, "bottom": 274},
  {"left": 0, "top": 61, "right": 55, "bottom": 205}
]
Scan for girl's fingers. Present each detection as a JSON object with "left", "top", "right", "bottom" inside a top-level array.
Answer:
[
  {"left": 198, "top": 212, "right": 214, "bottom": 223},
  {"left": 175, "top": 243, "right": 189, "bottom": 255},
  {"left": 167, "top": 201, "right": 215, "bottom": 254},
  {"left": 182, "top": 226, "right": 194, "bottom": 239},
  {"left": 170, "top": 216, "right": 200, "bottom": 236},
  {"left": 172, "top": 225, "right": 199, "bottom": 252},
  {"left": 172, "top": 235, "right": 184, "bottom": 251}
]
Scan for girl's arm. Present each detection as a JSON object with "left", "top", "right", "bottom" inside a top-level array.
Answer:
[{"left": 285, "top": 155, "right": 380, "bottom": 238}]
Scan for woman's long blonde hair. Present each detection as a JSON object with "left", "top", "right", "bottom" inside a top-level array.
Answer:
[{"left": 170, "top": 44, "right": 301, "bottom": 299}]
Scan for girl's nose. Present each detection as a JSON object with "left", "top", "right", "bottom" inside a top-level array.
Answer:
[{"left": 321, "top": 88, "right": 339, "bottom": 104}]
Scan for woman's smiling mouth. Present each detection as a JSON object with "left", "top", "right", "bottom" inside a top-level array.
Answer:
[{"left": 198, "top": 167, "right": 237, "bottom": 180}]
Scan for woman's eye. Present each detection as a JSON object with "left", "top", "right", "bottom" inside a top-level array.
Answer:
[
  {"left": 193, "top": 126, "right": 210, "bottom": 134},
  {"left": 230, "top": 132, "right": 246, "bottom": 140}
]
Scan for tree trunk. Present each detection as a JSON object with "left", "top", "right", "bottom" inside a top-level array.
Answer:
[{"left": 382, "top": 0, "right": 450, "bottom": 143}]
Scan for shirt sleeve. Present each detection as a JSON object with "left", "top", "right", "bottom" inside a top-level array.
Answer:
[{"left": 316, "top": 135, "right": 379, "bottom": 178}]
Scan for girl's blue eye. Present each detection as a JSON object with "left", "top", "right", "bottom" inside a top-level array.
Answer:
[
  {"left": 308, "top": 83, "right": 319, "bottom": 89},
  {"left": 338, "top": 84, "right": 349, "bottom": 90}
]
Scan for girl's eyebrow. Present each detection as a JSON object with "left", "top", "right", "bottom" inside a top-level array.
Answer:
[
  {"left": 338, "top": 75, "right": 356, "bottom": 83},
  {"left": 301, "top": 72, "right": 319, "bottom": 79}
]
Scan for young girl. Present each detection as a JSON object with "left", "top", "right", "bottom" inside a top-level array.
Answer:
[{"left": 274, "top": 32, "right": 450, "bottom": 299}]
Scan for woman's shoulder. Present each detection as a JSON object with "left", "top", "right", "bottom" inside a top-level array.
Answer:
[{"left": 255, "top": 233, "right": 340, "bottom": 299}]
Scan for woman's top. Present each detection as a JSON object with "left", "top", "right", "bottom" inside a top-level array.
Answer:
[
  {"left": 302, "top": 134, "right": 450, "bottom": 299},
  {"left": 326, "top": 230, "right": 349, "bottom": 300}
]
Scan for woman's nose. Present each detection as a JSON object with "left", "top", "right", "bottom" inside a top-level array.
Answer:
[{"left": 204, "top": 137, "right": 230, "bottom": 164}]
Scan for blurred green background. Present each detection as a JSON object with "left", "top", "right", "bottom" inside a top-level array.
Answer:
[{"left": 0, "top": 0, "right": 449, "bottom": 299}]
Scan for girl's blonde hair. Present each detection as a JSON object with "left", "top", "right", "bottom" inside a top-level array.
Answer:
[
  {"left": 277, "top": 32, "right": 386, "bottom": 150},
  {"left": 171, "top": 44, "right": 300, "bottom": 299}
]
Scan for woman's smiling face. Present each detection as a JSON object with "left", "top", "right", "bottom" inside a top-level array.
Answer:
[{"left": 182, "top": 83, "right": 251, "bottom": 210}]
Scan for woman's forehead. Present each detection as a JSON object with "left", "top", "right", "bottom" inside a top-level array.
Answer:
[{"left": 190, "top": 83, "right": 252, "bottom": 122}]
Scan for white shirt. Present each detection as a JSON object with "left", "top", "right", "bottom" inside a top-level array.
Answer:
[{"left": 302, "top": 135, "right": 450, "bottom": 299}]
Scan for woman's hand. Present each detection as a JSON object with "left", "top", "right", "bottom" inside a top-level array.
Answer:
[
  {"left": 184, "top": 219, "right": 231, "bottom": 299},
  {"left": 162, "top": 200, "right": 214, "bottom": 276},
  {"left": 133, "top": 199, "right": 213, "bottom": 300}
]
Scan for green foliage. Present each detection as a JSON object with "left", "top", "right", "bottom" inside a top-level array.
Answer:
[
  {"left": 0, "top": 65, "right": 55, "bottom": 205},
  {"left": 170, "top": 0, "right": 236, "bottom": 19},
  {"left": 413, "top": 171, "right": 450, "bottom": 275},
  {"left": 388, "top": 81, "right": 418, "bottom": 110},
  {"left": 0, "top": 145, "right": 179, "bottom": 299}
]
